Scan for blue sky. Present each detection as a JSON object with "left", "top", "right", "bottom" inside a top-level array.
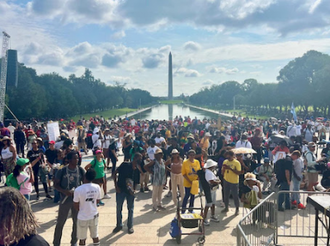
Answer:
[{"left": 1, "top": 0, "right": 330, "bottom": 96}]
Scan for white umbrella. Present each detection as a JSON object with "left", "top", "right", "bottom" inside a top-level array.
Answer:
[{"left": 232, "top": 147, "right": 257, "bottom": 154}]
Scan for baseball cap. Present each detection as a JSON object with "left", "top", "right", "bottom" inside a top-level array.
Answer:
[
  {"left": 17, "top": 158, "right": 29, "bottom": 167},
  {"left": 49, "top": 140, "right": 56, "bottom": 145}
]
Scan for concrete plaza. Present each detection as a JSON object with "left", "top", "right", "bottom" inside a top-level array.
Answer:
[{"left": 28, "top": 154, "right": 328, "bottom": 246}]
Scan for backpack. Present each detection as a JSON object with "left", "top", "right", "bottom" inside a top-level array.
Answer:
[
  {"left": 169, "top": 218, "right": 180, "bottom": 238},
  {"left": 303, "top": 151, "right": 315, "bottom": 168},
  {"left": 6, "top": 173, "right": 23, "bottom": 190}
]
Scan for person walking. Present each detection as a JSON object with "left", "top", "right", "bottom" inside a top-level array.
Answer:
[
  {"left": 12, "top": 158, "right": 35, "bottom": 200},
  {"left": 221, "top": 150, "right": 242, "bottom": 215},
  {"left": 27, "top": 140, "right": 52, "bottom": 200},
  {"left": 73, "top": 169, "right": 101, "bottom": 246},
  {"left": 102, "top": 129, "right": 112, "bottom": 169},
  {"left": 145, "top": 148, "right": 167, "bottom": 211},
  {"left": 77, "top": 126, "right": 88, "bottom": 155},
  {"left": 14, "top": 127, "right": 26, "bottom": 158},
  {"left": 53, "top": 151, "right": 85, "bottom": 246},
  {"left": 113, "top": 153, "right": 142, "bottom": 234},
  {"left": 85, "top": 149, "right": 110, "bottom": 204}
]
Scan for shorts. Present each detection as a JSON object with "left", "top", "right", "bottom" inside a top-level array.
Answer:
[
  {"left": 307, "top": 172, "right": 318, "bottom": 186},
  {"left": 140, "top": 172, "right": 149, "bottom": 184},
  {"left": 103, "top": 148, "right": 109, "bottom": 158},
  {"left": 205, "top": 190, "right": 216, "bottom": 207},
  {"left": 92, "top": 177, "right": 104, "bottom": 185},
  {"left": 77, "top": 216, "right": 99, "bottom": 240}
]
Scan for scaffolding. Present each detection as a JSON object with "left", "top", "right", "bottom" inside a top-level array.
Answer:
[{"left": 0, "top": 31, "right": 10, "bottom": 122}]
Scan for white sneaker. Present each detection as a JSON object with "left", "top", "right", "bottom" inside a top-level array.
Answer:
[
  {"left": 103, "top": 194, "right": 111, "bottom": 199},
  {"left": 204, "top": 220, "right": 210, "bottom": 226},
  {"left": 210, "top": 216, "right": 220, "bottom": 223}
]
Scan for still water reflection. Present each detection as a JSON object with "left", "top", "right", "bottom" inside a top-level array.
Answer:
[{"left": 135, "top": 104, "right": 219, "bottom": 121}]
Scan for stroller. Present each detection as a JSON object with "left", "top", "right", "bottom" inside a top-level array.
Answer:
[{"left": 171, "top": 193, "right": 206, "bottom": 245}]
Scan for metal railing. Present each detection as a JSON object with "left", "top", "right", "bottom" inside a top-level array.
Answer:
[
  {"left": 237, "top": 192, "right": 277, "bottom": 246},
  {"left": 276, "top": 191, "right": 329, "bottom": 245},
  {"left": 237, "top": 190, "right": 330, "bottom": 246}
]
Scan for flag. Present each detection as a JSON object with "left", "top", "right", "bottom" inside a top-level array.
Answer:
[{"left": 291, "top": 102, "right": 297, "bottom": 122}]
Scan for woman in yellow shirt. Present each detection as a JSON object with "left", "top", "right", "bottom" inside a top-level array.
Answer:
[{"left": 181, "top": 149, "right": 201, "bottom": 213}]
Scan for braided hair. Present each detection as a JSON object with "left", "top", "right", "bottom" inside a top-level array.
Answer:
[{"left": 0, "top": 187, "right": 39, "bottom": 245}]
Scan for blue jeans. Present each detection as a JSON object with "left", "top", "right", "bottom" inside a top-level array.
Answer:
[
  {"left": 54, "top": 189, "right": 60, "bottom": 203},
  {"left": 182, "top": 187, "right": 195, "bottom": 213},
  {"left": 292, "top": 177, "right": 301, "bottom": 204},
  {"left": 24, "top": 194, "right": 30, "bottom": 200},
  {"left": 278, "top": 182, "right": 290, "bottom": 209},
  {"left": 116, "top": 191, "right": 134, "bottom": 229}
]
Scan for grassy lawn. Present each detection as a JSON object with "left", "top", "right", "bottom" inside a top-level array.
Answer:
[
  {"left": 159, "top": 100, "right": 183, "bottom": 104},
  {"left": 72, "top": 108, "right": 136, "bottom": 122},
  {"left": 225, "top": 109, "right": 268, "bottom": 119}
]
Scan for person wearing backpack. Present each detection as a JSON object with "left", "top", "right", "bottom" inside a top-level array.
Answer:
[
  {"left": 12, "top": 158, "right": 35, "bottom": 200},
  {"left": 84, "top": 149, "right": 109, "bottom": 205},
  {"left": 53, "top": 151, "right": 85, "bottom": 246},
  {"left": 305, "top": 142, "right": 325, "bottom": 191}
]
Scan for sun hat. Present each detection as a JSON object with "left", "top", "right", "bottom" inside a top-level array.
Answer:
[
  {"left": 155, "top": 148, "right": 163, "bottom": 155},
  {"left": 1, "top": 136, "right": 11, "bottom": 141},
  {"left": 17, "top": 158, "right": 29, "bottom": 167},
  {"left": 204, "top": 159, "right": 217, "bottom": 169},
  {"left": 171, "top": 149, "right": 179, "bottom": 154}
]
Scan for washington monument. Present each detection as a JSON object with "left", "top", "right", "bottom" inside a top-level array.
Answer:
[{"left": 168, "top": 52, "right": 173, "bottom": 99}]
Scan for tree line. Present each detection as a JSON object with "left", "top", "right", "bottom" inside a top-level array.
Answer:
[
  {"left": 1, "top": 63, "right": 156, "bottom": 120},
  {"left": 188, "top": 50, "right": 330, "bottom": 118}
]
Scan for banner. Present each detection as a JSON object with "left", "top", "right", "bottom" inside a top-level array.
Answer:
[{"left": 47, "top": 121, "right": 60, "bottom": 142}]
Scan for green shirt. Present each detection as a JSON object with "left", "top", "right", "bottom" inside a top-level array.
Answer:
[{"left": 91, "top": 158, "right": 105, "bottom": 179}]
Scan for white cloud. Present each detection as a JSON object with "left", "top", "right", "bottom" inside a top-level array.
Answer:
[
  {"left": 209, "top": 66, "right": 239, "bottom": 75},
  {"left": 111, "top": 30, "right": 126, "bottom": 39},
  {"left": 175, "top": 67, "right": 202, "bottom": 77},
  {"left": 21, "top": 0, "right": 330, "bottom": 35},
  {"left": 183, "top": 41, "right": 201, "bottom": 51}
]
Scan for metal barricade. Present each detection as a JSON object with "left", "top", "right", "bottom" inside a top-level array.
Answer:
[
  {"left": 237, "top": 192, "right": 277, "bottom": 246},
  {"left": 276, "top": 191, "right": 329, "bottom": 245},
  {"left": 237, "top": 191, "right": 330, "bottom": 245}
]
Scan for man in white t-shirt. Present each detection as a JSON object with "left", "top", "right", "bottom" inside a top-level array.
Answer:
[
  {"left": 8, "top": 123, "right": 15, "bottom": 140},
  {"left": 154, "top": 132, "right": 166, "bottom": 147},
  {"left": 74, "top": 169, "right": 101, "bottom": 246},
  {"left": 147, "top": 139, "right": 159, "bottom": 160},
  {"left": 92, "top": 128, "right": 102, "bottom": 149},
  {"left": 235, "top": 134, "right": 252, "bottom": 149}
]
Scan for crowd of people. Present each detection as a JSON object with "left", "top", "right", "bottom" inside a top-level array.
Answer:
[{"left": 1, "top": 114, "right": 330, "bottom": 245}]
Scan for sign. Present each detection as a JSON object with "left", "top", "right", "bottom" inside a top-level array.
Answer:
[
  {"left": 47, "top": 121, "right": 60, "bottom": 142},
  {"left": 274, "top": 151, "right": 286, "bottom": 163}
]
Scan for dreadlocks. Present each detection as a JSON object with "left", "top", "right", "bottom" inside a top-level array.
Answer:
[{"left": 0, "top": 187, "right": 39, "bottom": 245}]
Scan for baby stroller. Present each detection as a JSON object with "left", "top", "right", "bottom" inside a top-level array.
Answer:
[{"left": 171, "top": 193, "right": 206, "bottom": 245}]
